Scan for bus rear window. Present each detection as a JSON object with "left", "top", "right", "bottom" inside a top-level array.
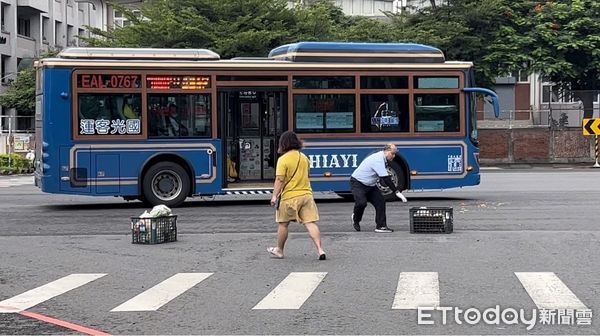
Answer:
[
  {"left": 77, "top": 93, "right": 142, "bottom": 136},
  {"left": 414, "top": 77, "right": 459, "bottom": 89},
  {"left": 292, "top": 76, "right": 355, "bottom": 89},
  {"left": 360, "top": 76, "right": 408, "bottom": 89},
  {"left": 414, "top": 94, "right": 459, "bottom": 132}
]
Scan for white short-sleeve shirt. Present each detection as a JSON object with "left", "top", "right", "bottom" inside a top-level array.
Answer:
[{"left": 350, "top": 151, "right": 389, "bottom": 186}]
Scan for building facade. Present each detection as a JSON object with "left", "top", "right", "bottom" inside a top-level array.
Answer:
[
  {"left": 0, "top": 0, "right": 104, "bottom": 135},
  {"left": 0, "top": 0, "right": 144, "bottom": 155}
]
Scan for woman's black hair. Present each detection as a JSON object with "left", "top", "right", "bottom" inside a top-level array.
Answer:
[{"left": 278, "top": 130, "right": 302, "bottom": 154}]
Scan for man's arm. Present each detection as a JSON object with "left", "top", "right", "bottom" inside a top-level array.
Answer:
[
  {"left": 374, "top": 154, "right": 398, "bottom": 192},
  {"left": 379, "top": 175, "right": 398, "bottom": 192},
  {"left": 375, "top": 154, "right": 407, "bottom": 201}
]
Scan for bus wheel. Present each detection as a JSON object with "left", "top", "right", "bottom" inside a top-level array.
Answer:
[
  {"left": 377, "top": 160, "right": 407, "bottom": 201},
  {"left": 142, "top": 162, "right": 190, "bottom": 207}
]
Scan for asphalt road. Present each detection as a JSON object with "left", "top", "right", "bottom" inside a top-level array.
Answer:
[{"left": 0, "top": 169, "right": 599, "bottom": 335}]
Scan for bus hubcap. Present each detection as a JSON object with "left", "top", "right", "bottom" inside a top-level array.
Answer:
[{"left": 152, "top": 170, "right": 182, "bottom": 201}]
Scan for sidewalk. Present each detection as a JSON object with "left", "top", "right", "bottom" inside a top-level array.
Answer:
[{"left": 480, "top": 162, "right": 600, "bottom": 170}]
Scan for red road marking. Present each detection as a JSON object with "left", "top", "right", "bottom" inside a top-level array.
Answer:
[
  {"left": 18, "top": 310, "right": 111, "bottom": 336},
  {"left": 0, "top": 305, "right": 19, "bottom": 312}
]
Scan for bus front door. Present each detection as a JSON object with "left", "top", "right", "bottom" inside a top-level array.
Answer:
[{"left": 221, "top": 89, "right": 286, "bottom": 186}]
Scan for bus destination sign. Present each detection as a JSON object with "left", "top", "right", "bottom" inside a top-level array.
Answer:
[
  {"left": 77, "top": 74, "right": 141, "bottom": 89},
  {"left": 147, "top": 75, "right": 210, "bottom": 90}
]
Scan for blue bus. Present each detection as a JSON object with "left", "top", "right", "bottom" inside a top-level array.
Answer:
[{"left": 34, "top": 42, "right": 499, "bottom": 206}]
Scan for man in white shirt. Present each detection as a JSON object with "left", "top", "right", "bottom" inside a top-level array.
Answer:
[{"left": 350, "top": 143, "right": 407, "bottom": 233}]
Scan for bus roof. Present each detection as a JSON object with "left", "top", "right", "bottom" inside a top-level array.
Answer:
[
  {"left": 41, "top": 43, "right": 472, "bottom": 69},
  {"left": 38, "top": 58, "right": 473, "bottom": 70}
]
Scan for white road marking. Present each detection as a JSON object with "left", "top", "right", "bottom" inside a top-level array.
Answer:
[
  {"left": 111, "top": 273, "right": 213, "bottom": 312},
  {"left": 392, "top": 272, "right": 439, "bottom": 309},
  {"left": 253, "top": 272, "right": 327, "bottom": 310},
  {"left": 0, "top": 274, "right": 107, "bottom": 313},
  {"left": 515, "top": 272, "right": 587, "bottom": 309},
  {"left": 0, "top": 177, "right": 32, "bottom": 188}
]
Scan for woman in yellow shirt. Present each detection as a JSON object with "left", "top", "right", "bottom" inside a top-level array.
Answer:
[{"left": 268, "top": 131, "right": 326, "bottom": 260}]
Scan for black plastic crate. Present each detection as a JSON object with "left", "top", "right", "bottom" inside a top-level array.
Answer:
[
  {"left": 131, "top": 215, "right": 178, "bottom": 244},
  {"left": 409, "top": 207, "right": 453, "bottom": 233}
]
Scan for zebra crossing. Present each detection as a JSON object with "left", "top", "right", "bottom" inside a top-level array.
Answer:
[
  {"left": 0, "top": 176, "right": 33, "bottom": 188},
  {"left": 111, "top": 273, "right": 213, "bottom": 312},
  {"left": 0, "top": 271, "right": 590, "bottom": 314}
]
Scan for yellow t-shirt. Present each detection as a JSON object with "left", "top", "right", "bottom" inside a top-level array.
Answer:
[{"left": 276, "top": 150, "right": 312, "bottom": 201}]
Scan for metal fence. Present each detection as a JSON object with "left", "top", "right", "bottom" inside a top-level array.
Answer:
[
  {"left": 478, "top": 89, "right": 600, "bottom": 129},
  {"left": 0, "top": 115, "right": 35, "bottom": 155},
  {"left": 479, "top": 105, "right": 599, "bottom": 129}
]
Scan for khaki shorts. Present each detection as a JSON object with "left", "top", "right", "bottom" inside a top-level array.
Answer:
[{"left": 276, "top": 194, "right": 319, "bottom": 224}]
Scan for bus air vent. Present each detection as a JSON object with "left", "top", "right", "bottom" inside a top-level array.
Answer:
[
  {"left": 59, "top": 48, "right": 220, "bottom": 61},
  {"left": 268, "top": 42, "right": 445, "bottom": 64}
]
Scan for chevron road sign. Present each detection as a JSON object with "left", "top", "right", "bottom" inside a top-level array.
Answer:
[{"left": 582, "top": 118, "right": 600, "bottom": 135}]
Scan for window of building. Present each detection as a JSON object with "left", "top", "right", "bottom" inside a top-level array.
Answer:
[
  {"left": 518, "top": 71, "right": 529, "bottom": 82},
  {"left": 42, "top": 17, "right": 49, "bottom": 42},
  {"left": 294, "top": 94, "right": 355, "bottom": 133},
  {"left": 1, "top": 3, "right": 9, "bottom": 32},
  {"left": 360, "top": 76, "right": 408, "bottom": 89},
  {"left": 1, "top": 55, "right": 9, "bottom": 85},
  {"left": 78, "top": 28, "right": 85, "bottom": 42},
  {"left": 17, "top": 17, "right": 31, "bottom": 37},
  {"left": 414, "top": 94, "right": 459, "bottom": 132},
  {"left": 55, "top": 21, "right": 62, "bottom": 46},
  {"left": 542, "top": 85, "right": 560, "bottom": 103},
  {"left": 148, "top": 94, "right": 211, "bottom": 138},
  {"left": 77, "top": 93, "right": 142, "bottom": 136},
  {"left": 292, "top": 76, "right": 355, "bottom": 89},
  {"left": 507, "top": 71, "right": 530, "bottom": 82},
  {"left": 113, "top": 9, "right": 141, "bottom": 28},
  {"left": 67, "top": 25, "right": 74, "bottom": 46},
  {"left": 361, "top": 94, "right": 409, "bottom": 133}
]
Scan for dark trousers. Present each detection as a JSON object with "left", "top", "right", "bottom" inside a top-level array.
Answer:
[{"left": 350, "top": 177, "right": 386, "bottom": 228}]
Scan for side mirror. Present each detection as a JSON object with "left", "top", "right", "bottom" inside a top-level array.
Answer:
[{"left": 464, "top": 87, "right": 500, "bottom": 118}]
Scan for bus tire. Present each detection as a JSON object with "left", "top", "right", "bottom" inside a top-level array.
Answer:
[
  {"left": 378, "top": 160, "right": 407, "bottom": 201},
  {"left": 142, "top": 162, "right": 190, "bottom": 207}
]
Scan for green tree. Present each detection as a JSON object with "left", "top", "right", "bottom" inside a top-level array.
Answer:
[
  {"left": 388, "top": 0, "right": 514, "bottom": 87},
  {"left": 0, "top": 50, "right": 59, "bottom": 116},
  {"left": 86, "top": 0, "right": 310, "bottom": 58},
  {"left": 85, "top": 0, "right": 394, "bottom": 57},
  {"left": 0, "top": 67, "right": 36, "bottom": 116},
  {"left": 485, "top": 0, "right": 600, "bottom": 117}
]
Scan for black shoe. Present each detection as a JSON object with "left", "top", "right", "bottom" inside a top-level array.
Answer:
[
  {"left": 352, "top": 214, "right": 360, "bottom": 232},
  {"left": 319, "top": 254, "right": 326, "bottom": 260},
  {"left": 375, "top": 226, "right": 394, "bottom": 233}
]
